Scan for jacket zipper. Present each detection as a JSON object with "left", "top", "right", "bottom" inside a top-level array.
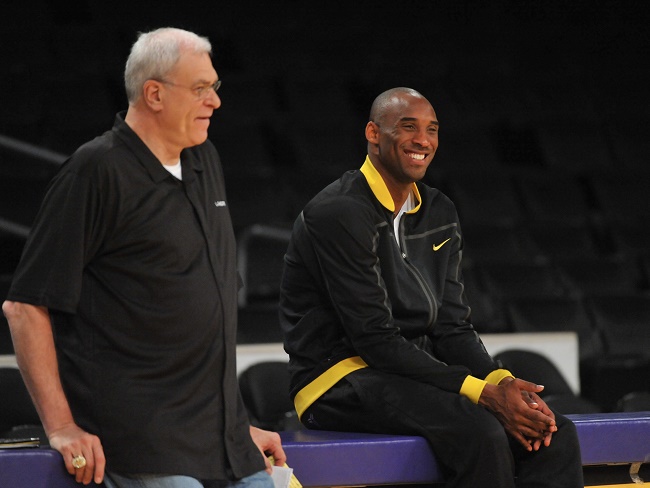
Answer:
[{"left": 399, "top": 217, "right": 438, "bottom": 331}]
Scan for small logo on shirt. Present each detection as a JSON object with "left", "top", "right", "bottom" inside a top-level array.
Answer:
[
  {"left": 432, "top": 238, "right": 451, "bottom": 251},
  {"left": 214, "top": 201, "right": 226, "bottom": 207}
]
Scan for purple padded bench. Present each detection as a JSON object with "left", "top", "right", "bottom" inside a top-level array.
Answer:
[
  {"left": 280, "top": 429, "right": 442, "bottom": 486},
  {"left": 0, "top": 447, "right": 101, "bottom": 487},
  {"left": 279, "top": 412, "right": 650, "bottom": 487},
  {"left": 1, "top": 412, "right": 648, "bottom": 487}
]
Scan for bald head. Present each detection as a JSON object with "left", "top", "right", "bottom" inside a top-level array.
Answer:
[
  {"left": 369, "top": 87, "right": 428, "bottom": 125},
  {"left": 364, "top": 87, "right": 438, "bottom": 193}
]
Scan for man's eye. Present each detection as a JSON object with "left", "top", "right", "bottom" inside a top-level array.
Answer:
[{"left": 194, "top": 86, "right": 208, "bottom": 96}]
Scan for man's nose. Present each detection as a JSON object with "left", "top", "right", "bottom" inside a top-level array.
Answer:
[
  {"left": 206, "top": 89, "right": 221, "bottom": 109},
  {"left": 413, "top": 129, "right": 432, "bottom": 147}
]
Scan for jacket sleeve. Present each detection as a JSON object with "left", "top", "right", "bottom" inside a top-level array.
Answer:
[{"left": 301, "top": 195, "right": 478, "bottom": 395}]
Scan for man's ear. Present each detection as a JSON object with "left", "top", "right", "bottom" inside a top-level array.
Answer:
[
  {"left": 142, "top": 80, "right": 164, "bottom": 112},
  {"left": 365, "top": 121, "right": 380, "bottom": 144}
]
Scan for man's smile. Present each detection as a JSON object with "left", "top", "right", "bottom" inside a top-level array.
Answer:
[{"left": 405, "top": 150, "right": 428, "bottom": 161}]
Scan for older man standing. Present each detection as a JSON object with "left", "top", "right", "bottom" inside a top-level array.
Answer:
[{"left": 3, "top": 28, "right": 284, "bottom": 488}]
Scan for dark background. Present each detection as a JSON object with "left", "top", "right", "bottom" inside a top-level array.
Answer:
[{"left": 1, "top": 1, "right": 650, "bottom": 413}]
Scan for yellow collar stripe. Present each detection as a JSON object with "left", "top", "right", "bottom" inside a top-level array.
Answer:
[
  {"left": 293, "top": 356, "right": 368, "bottom": 419},
  {"left": 360, "top": 156, "right": 422, "bottom": 214}
]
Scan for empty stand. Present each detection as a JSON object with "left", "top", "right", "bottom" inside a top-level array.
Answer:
[
  {"left": 432, "top": 127, "right": 505, "bottom": 171},
  {"left": 285, "top": 121, "right": 363, "bottom": 180},
  {"left": 462, "top": 265, "right": 510, "bottom": 334},
  {"left": 212, "top": 73, "right": 283, "bottom": 125},
  {"left": 237, "top": 223, "right": 291, "bottom": 307},
  {"left": 606, "top": 217, "right": 650, "bottom": 260},
  {"left": 0, "top": 275, "right": 15, "bottom": 355},
  {"left": 640, "top": 253, "right": 650, "bottom": 290},
  {"left": 47, "top": 24, "right": 125, "bottom": 79},
  {"left": 238, "top": 361, "right": 301, "bottom": 431},
  {"left": 492, "top": 123, "right": 546, "bottom": 168},
  {"left": 518, "top": 63, "right": 599, "bottom": 126},
  {"left": 536, "top": 122, "right": 614, "bottom": 173},
  {"left": 557, "top": 255, "right": 645, "bottom": 296},
  {"left": 0, "top": 367, "right": 42, "bottom": 438},
  {"left": 493, "top": 349, "right": 600, "bottom": 414},
  {"left": 210, "top": 118, "right": 278, "bottom": 180},
  {"left": 474, "top": 262, "right": 572, "bottom": 300},
  {"left": 280, "top": 75, "right": 366, "bottom": 180},
  {"left": 0, "top": 231, "right": 26, "bottom": 274},
  {"left": 236, "top": 304, "right": 284, "bottom": 345},
  {"left": 236, "top": 224, "right": 291, "bottom": 344},
  {"left": 40, "top": 74, "right": 117, "bottom": 155},
  {"left": 447, "top": 65, "right": 529, "bottom": 130},
  {"left": 516, "top": 171, "right": 594, "bottom": 225},
  {"left": 461, "top": 223, "right": 543, "bottom": 266},
  {"left": 580, "top": 293, "right": 650, "bottom": 410},
  {"left": 1, "top": 1, "right": 648, "bottom": 422},
  {"left": 587, "top": 293, "right": 650, "bottom": 358},
  {"left": 616, "top": 391, "right": 650, "bottom": 413},
  {"left": 606, "top": 116, "right": 650, "bottom": 170},
  {"left": 0, "top": 136, "right": 61, "bottom": 228},
  {"left": 0, "top": 176, "right": 51, "bottom": 228},
  {"left": 494, "top": 349, "right": 577, "bottom": 397},
  {"left": 526, "top": 221, "right": 604, "bottom": 261},
  {"left": 505, "top": 295, "right": 603, "bottom": 363},
  {"left": 582, "top": 356, "right": 650, "bottom": 413},
  {"left": 589, "top": 170, "right": 650, "bottom": 223},
  {"left": 445, "top": 172, "right": 525, "bottom": 227},
  {"left": 225, "top": 173, "right": 293, "bottom": 233}
]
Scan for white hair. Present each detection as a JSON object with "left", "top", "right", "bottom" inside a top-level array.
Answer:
[{"left": 124, "top": 27, "right": 212, "bottom": 104}]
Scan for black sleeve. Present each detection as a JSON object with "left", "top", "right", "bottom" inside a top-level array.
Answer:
[{"left": 7, "top": 163, "right": 106, "bottom": 314}]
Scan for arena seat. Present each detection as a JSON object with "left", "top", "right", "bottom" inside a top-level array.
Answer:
[
  {"left": 278, "top": 412, "right": 650, "bottom": 487},
  {"left": 0, "top": 448, "right": 100, "bottom": 488},
  {"left": 1, "top": 412, "right": 649, "bottom": 487}
]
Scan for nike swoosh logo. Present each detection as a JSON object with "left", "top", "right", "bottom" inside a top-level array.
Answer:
[{"left": 432, "top": 238, "right": 451, "bottom": 251}]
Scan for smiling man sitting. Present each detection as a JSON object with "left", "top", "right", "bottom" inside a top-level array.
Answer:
[{"left": 279, "top": 87, "right": 583, "bottom": 488}]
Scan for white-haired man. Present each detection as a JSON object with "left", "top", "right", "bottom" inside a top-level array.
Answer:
[{"left": 3, "top": 27, "right": 285, "bottom": 488}]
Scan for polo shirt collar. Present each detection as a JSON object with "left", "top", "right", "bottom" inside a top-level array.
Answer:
[
  {"left": 113, "top": 111, "right": 204, "bottom": 184},
  {"left": 360, "top": 155, "right": 421, "bottom": 214}
]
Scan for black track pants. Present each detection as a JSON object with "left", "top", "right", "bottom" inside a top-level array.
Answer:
[{"left": 302, "top": 369, "right": 584, "bottom": 488}]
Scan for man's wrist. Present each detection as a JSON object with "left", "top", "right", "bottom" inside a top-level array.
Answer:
[{"left": 477, "top": 382, "right": 498, "bottom": 407}]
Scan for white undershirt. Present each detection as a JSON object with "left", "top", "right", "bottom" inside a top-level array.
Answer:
[
  {"left": 164, "top": 160, "right": 182, "bottom": 180},
  {"left": 393, "top": 190, "right": 416, "bottom": 249}
]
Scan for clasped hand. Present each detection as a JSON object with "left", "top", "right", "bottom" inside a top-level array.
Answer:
[{"left": 479, "top": 377, "right": 557, "bottom": 452}]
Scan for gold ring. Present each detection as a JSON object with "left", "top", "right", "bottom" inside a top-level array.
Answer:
[{"left": 72, "top": 455, "right": 87, "bottom": 469}]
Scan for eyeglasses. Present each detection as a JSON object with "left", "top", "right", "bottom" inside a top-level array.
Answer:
[{"left": 157, "top": 79, "right": 222, "bottom": 100}]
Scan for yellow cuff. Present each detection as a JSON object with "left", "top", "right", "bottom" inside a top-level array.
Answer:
[
  {"left": 460, "top": 375, "right": 487, "bottom": 404},
  {"left": 485, "top": 369, "right": 514, "bottom": 385}
]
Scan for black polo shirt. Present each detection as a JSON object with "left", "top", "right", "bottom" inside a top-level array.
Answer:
[{"left": 8, "top": 113, "right": 265, "bottom": 479}]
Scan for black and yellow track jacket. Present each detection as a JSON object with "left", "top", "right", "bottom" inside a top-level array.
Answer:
[{"left": 279, "top": 156, "right": 512, "bottom": 419}]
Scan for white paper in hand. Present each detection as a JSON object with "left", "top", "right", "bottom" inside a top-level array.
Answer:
[{"left": 271, "top": 465, "right": 294, "bottom": 488}]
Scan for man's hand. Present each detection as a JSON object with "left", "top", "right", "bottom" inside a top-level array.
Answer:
[
  {"left": 249, "top": 425, "right": 286, "bottom": 474},
  {"left": 521, "top": 389, "right": 556, "bottom": 450},
  {"left": 3, "top": 301, "right": 105, "bottom": 484},
  {"left": 479, "top": 378, "right": 557, "bottom": 451},
  {"left": 48, "top": 423, "right": 105, "bottom": 485}
]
